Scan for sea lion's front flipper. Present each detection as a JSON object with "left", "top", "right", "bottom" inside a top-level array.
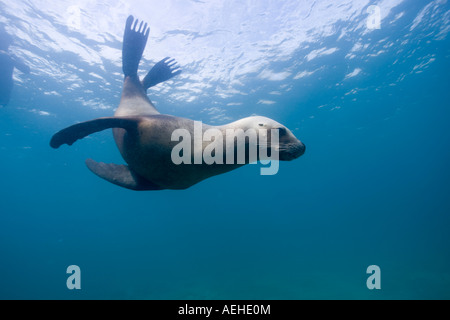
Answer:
[
  {"left": 85, "top": 159, "right": 161, "bottom": 191},
  {"left": 50, "top": 117, "right": 140, "bottom": 149}
]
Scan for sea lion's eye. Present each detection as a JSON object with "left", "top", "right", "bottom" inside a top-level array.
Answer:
[{"left": 278, "top": 127, "right": 287, "bottom": 136}]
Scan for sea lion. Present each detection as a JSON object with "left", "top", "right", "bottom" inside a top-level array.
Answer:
[{"left": 50, "top": 15, "right": 305, "bottom": 191}]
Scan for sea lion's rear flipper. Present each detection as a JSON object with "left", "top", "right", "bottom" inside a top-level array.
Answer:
[
  {"left": 85, "top": 159, "right": 161, "bottom": 191},
  {"left": 122, "top": 15, "right": 149, "bottom": 77},
  {"left": 50, "top": 117, "right": 140, "bottom": 149},
  {"left": 142, "top": 57, "right": 182, "bottom": 89}
]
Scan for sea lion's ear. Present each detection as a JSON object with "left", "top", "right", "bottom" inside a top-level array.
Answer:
[
  {"left": 85, "top": 159, "right": 161, "bottom": 191},
  {"left": 50, "top": 117, "right": 141, "bottom": 149}
]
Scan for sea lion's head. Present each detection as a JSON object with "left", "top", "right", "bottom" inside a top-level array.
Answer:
[{"left": 236, "top": 116, "right": 306, "bottom": 161}]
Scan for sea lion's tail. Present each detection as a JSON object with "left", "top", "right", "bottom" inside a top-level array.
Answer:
[{"left": 122, "top": 15, "right": 149, "bottom": 77}]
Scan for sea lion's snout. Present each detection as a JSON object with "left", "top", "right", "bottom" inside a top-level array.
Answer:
[
  {"left": 278, "top": 140, "right": 306, "bottom": 161},
  {"left": 296, "top": 141, "right": 306, "bottom": 157}
]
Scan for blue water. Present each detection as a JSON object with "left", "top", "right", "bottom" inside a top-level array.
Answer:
[{"left": 1, "top": 0, "right": 449, "bottom": 299}]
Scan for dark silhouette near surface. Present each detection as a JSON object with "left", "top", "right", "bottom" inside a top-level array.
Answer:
[{"left": 0, "top": 28, "right": 30, "bottom": 107}]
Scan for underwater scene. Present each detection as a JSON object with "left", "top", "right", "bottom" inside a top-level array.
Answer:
[{"left": 0, "top": 0, "right": 449, "bottom": 299}]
